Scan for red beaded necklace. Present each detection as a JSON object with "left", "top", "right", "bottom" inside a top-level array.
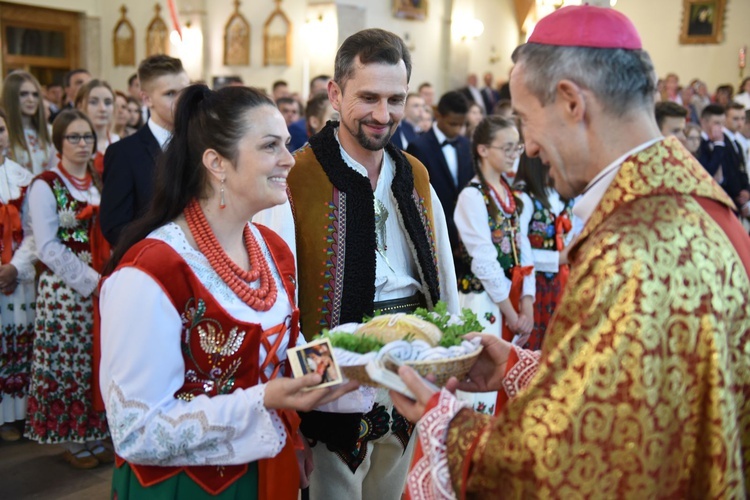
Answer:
[
  {"left": 184, "top": 199, "right": 277, "bottom": 311},
  {"left": 58, "top": 161, "right": 92, "bottom": 191},
  {"left": 488, "top": 177, "right": 516, "bottom": 215}
]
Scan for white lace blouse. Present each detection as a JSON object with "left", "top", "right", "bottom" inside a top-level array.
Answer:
[
  {"left": 454, "top": 177, "right": 535, "bottom": 303},
  {"left": 98, "top": 223, "right": 290, "bottom": 466},
  {"left": 0, "top": 158, "right": 36, "bottom": 281}
]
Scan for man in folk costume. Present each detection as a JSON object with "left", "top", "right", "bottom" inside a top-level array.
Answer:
[
  {"left": 391, "top": 5, "right": 750, "bottom": 498},
  {"left": 254, "top": 29, "right": 459, "bottom": 498}
]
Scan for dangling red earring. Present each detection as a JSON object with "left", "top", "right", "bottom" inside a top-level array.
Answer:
[{"left": 219, "top": 176, "right": 226, "bottom": 209}]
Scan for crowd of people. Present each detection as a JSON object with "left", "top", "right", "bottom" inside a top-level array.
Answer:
[{"left": 0, "top": 3, "right": 747, "bottom": 499}]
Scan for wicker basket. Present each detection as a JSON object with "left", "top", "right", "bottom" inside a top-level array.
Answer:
[{"left": 340, "top": 347, "right": 483, "bottom": 388}]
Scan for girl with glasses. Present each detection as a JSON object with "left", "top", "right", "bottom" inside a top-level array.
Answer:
[
  {"left": 454, "top": 115, "right": 535, "bottom": 415},
  {"left": 24, "top": 110, "right": 110, "bottom": 469},
  {"left": 1, "top": 71, "right": 56, "bottom": 175},
  {"left": 75, "top": 80, "right": 119, "bottom": 176},
  {"left": 514, "top": 154, "right": 579, "bottom": 351},
  {"left": 0, "top": 108, "right": 37, "bottom": 443}
]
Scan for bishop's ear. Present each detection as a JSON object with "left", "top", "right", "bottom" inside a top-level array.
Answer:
[{"left": 556, "top": 79, "right": 586, "bottom": 122}]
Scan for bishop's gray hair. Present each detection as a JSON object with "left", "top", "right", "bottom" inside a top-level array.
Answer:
[{"left": 511, "top": 43, "right": 657, "bottom": 116}]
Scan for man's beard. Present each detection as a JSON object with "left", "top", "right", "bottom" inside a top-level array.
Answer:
[{"left": 348, "top": 119, "right": 395, "bottom": 151}]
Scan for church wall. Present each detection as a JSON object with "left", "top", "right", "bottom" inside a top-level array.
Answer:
[{"left": 616, "top": 0, "right": 750, "bottom": 92}]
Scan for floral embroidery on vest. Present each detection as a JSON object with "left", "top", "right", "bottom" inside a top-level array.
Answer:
[
  {"left": 176, "top": 298, "right": 246, "bottom": 401},
  {"left": 459, "top": 183, "right": 522, "bottom": 293},
  {"left": 525, "top": 194, "right": 574, "bottom": 251},
  {"left": 320, "top": 195, "right": 346, "bottom": 331},
  {"left": 41, "top": 175, "right": 93, "bottom": 265}
]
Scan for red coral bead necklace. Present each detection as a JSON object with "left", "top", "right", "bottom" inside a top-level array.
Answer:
[{"left": 184, "top": 198, "right": 277, "bottom": 311}]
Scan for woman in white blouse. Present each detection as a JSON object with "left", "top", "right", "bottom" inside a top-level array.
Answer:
[
  {"left": 454, "top": 116, "right": 535, "bottom": 415},
  {"left": 1, "top": 71, "right": 55, "bottom": 175},
  {"left": 0, "top": 109, "right": 37, "bottom": 442},
  {"left": 24, "top": 110, "right": 110, "bottom": 468},
  {"left": 99, "top": 84, "right": 355, "bottom": 499}
]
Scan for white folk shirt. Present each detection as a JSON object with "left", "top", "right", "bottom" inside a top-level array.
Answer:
[
  {"left": 454, "top": 176, "right": 535, "bottom": 304},
  {"left": 26, "top": 166, "right": 101, "bottom": 297},
  {"left": 99, "top": 223, "right": 290, "bottom": 466}
]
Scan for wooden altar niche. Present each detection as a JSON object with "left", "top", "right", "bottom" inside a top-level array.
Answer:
[
  {"left": 113, "top": 5, "right": 135, "bottom": 66},
  {"left": 224, "top": 0, "right": 250, "bottom": 66},
  {"left": 146, "top": 3, "right": 169, "bottom": 56},
  {"left": 263, "top": 0, "right": 292, "bottom": 67}
]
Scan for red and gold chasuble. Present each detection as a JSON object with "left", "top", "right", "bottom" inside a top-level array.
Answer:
[
  {"left": 110, "top": 225, "right": 302, "bottom": 498},
  {"left": 445, "top": 137, "right": 750, "bottom": 497}
]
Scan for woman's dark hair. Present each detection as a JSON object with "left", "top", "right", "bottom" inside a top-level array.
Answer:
[
  {"left": 513, "top": 153, "right": 557, "bottom": 209},
  {"left": 105, "top": 83, "right": 275, "bottom": 274},
  {"left": 471, "top": 115, "right": 520, "bottom": 220},
  {"left": 51, "top": 109, "right": 102, "bottom": 191}
]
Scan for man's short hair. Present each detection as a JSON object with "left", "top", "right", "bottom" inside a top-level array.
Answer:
[
  {"left": 305, "top": 92, "right": 330, "bottom": 121},
  {"left": 701, "top": 103, "right": 725, "bottom": 120},
  {"left": 418, "top": 82, "right": 433, "bottom": 92},
  {"left": 128, "top": 73, "right": 138, "bottom": 87},
  {"left": 405, "top": 92, "right": 422, "bottom": 104},
  {"left": 511, "top": 44, "right": 657, "bottom": 117},
  {"left": 654, "top": 101, "right": 688, "bottom": 128},
  {"left": 437, "top": 91, "right": 469, "bottom": 116},
  {"left": 276, "top": 96, "right": 296, "bottom": 107},
  {"left": 138, "top": 55, "right": 185, "bottom": 90},
  {"left": 727, "top": 101, "right": 745, "bottom": 113},
  {"left": 333, "top": 29, "right": 412, "bottom": 89},
  {"left": 64, "top": 69, "right": 90, "bottom": 88},
  {"left": 272, "top": 80, "right": 288, "bottom": 91}
]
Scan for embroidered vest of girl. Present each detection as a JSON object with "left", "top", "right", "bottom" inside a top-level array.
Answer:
[
  {"left": 458, "top": 182, "right": 522, "bottom": 293},
  {"left": 522, "top": 190, "right": 574, "bottom": 254},
  {"left": 0, "top": 185, "right": 27, "bottom": 265},
  {"left": 288, "top": 121, "right": 441, "bottom": 338},
  {"left": 110, "top": 225, "right": 302, "bottom": 498}
]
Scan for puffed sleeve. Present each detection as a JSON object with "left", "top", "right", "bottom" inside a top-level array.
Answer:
[
  {"left": 454, "top": 186, "right": 512, "bottom": 303},
  {"left": 99, "top": 267, "right": 288, "bottom": 466}
]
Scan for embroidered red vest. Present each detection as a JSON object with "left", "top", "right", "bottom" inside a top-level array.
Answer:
[
  {"left": 0, "top": 184, "right": 27, "bottom": 265},
  {"left": 110, "top": 224, "right": 301, "bottom": 498}
]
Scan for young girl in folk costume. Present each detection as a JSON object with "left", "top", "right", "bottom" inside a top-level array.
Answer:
[
  {"left": 24, "top": 110, "right": 111, "bottom": 468},
  {"left": 75, "top": 79, "right": 119, "bottom": 176},
  {"left": 514, "top": 155, "right": 577, "bottom": 351},
  {"left": 2, "top": 71, "right": 56, "bottom": 175},
  {"left": 99, "top": 85, "right": 355, "bottom": 499},
  {"left": 454, "top": 116, "right": 535, "bottom": 415},
  {"left": 0, "top": 109, "right": 37, "bottom": 442}
]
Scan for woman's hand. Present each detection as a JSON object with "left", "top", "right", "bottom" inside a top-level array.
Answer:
[
  {"left": 390, "top": 366, "right": 460, "bottom": 423},
  {"left": 457, "top": 333, "right": 513, "bottom": 393},
  {"left": 264, "top": 374, "right": 359, "bottom": 412},
  {"left": 296, "top": 430, "right": 314, "bottom": 488},
  {"left": 0, "top": 264, "right": 18, "bottom": 295}
]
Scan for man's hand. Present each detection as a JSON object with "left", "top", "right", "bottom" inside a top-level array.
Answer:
[
  {"left": 709, "top": 123, "right": 724, "bottom": 142},
  {"left": 457, "top": 334, "right": 513, "bottom": 393}
]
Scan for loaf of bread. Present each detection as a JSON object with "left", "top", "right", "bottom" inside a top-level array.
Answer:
[{"left": 355, "top": 313, "right": 442, "bottom": 347}]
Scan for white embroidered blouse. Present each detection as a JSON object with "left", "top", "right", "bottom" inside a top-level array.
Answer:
[{"left": 99, "top": 223, "right": 290, "bottom": 466}]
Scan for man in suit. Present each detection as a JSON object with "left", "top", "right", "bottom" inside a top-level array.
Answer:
[
  {"left": 697, "top": 103, "right": 750, "bottom": 213},
  {"left": 100, "top": 55, "right": 189, "bottom": 245},
  {"left": 654, "top": 101, "right": 687, "bottom": 145},
  {"left": 407, "top": 90, "right": 473, "bottom": 276},
  {"left": 390, "top": 92, "right": 424, "bottom": 149},
  {"left": 459, "top": 74, "right": 487, "bottom": 115},
  {"left": 481, "top": 71, "right": 500, "bottom": 113}
]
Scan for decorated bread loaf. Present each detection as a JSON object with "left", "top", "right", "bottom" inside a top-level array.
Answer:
[{"left": 354, "top": 313, "right": 442, "bottom": 347}]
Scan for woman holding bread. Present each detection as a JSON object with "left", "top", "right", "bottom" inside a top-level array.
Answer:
[
  {"left": 98, "top": 84, "right": 355, "bottom": 499},
  {"left": 454, "top": 116, "right": 535, "bottom": 414}
]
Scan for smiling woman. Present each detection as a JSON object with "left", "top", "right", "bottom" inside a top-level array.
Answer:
[{"left": 98, "top": 84, "right": 356, "bottom": 499}]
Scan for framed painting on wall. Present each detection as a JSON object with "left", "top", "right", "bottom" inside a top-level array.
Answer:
[
  {"left": 679, "top": 0, "right": 725, "bottom": 44},
  {"left": 393, "top": 0, "right": 428, "bottom": 21}
]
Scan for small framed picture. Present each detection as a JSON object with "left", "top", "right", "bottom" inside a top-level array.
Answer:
[
  {"left": 287, "top": 338, "right": 342, "bottom": 390},
  {"left": 393, "top": 0, "right": 428, "bottom": 21},
  {"left": 679, "top": 0, "right": 725, "bottom": 45}
]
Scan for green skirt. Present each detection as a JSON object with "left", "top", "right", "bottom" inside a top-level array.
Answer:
[{"left": 112, "top": 462, "right": 258, "bottom": 499}]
